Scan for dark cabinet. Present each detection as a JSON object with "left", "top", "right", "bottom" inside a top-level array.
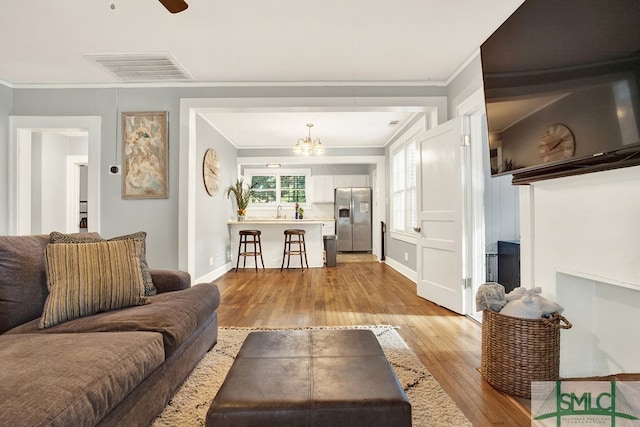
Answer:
[{"left": 498, "top": 240, "right": 520, "bottom": 293}]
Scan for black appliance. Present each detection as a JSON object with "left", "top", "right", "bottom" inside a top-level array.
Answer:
[
  {"left": 497, "top": 240, "right": 520, "bottom": 294},
  {"left": 481, "top": 0, "right": 640, "bottom": 184}
]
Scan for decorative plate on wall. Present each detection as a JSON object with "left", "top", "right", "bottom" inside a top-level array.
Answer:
[
  {"left": 538, "top": 123, "right": 575, "bottom": 163},
  {"left": 203, "top": 148, "right": 220, "bottom": 196}
]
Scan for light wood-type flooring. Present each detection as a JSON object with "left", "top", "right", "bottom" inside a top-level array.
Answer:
[{"left": 214, "top": 255, "right": 531, "bottom": 426}]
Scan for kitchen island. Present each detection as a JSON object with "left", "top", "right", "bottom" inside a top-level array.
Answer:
[{"left": 228, "top": 219, "right": 324, "bottom": 269}]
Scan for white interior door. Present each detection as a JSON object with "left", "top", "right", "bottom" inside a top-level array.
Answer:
[{"left": 416, "top": 117, "right": 470, "bottom": 314}]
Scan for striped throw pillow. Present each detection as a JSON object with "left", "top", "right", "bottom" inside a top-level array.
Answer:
[
  {"left": 49, "top": 231, "right": 158, "bottom": 296},
  {"left": 40, "top": 239, "right": 149, "bottom": 329}
]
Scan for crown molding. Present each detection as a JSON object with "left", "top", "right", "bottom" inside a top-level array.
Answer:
[{"left": 6, "top": 79, "right": 449, "bottom": 90}]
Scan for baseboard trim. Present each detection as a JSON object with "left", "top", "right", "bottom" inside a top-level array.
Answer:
[
  {"left": 384, "top": 257, "right": 417, "bottom": 283},
  {"left": 194, "top": 262, "right": 233, "bottom": 285},
  {"left": 194, "top": 258, "right": 417, "bottom": 286}
]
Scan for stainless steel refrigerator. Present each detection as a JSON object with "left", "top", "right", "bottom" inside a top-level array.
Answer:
[{"left": 335, "top": 187, "right": 372, "bottom": 252}]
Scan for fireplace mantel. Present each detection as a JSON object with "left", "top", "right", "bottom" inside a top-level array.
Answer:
[{"left": 519, "top": 165, "right": 640, "bottom": 378}]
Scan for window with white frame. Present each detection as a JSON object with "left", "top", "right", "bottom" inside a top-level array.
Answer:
[
  {"left": 391, "top": 141, "right": 417, "bottom": 233},
  {"left": 245, "top": 169, "right": 310, "bottom": 205},
  {"left": 389, "top": 115, "right": 427, "bottom": 240}
]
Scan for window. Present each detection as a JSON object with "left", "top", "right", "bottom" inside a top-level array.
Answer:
[
  {"left": 391, "top": 141, "right": 417, "bottom": 234},
  {"left": 392, "top": 150, "right": 406, "bottom": 231},
  {"left": 251, "top": 175, "right": 277, "bottom": 203},
  {"left": 389, "top": 116, "right": 426, "bottom": 241},
  {"left": 246, "top": 169, "right": 309, "bottom": 205},
  {"left": 280, "top": 175, "right": 306, "bottom": 203}
]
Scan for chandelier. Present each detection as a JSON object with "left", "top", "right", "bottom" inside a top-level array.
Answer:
[{"left": 293, "top": 123, "right": 325, "bottom": 155}]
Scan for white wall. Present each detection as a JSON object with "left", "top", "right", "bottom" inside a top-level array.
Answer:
[
  {"left": 0, "top": 85, "right": 10, "bottom": 234},
  {"left": 30, "top": 132, "right": 88, "bottom": 234},
  {"left": 484, "top": 174, "right": 519, "bottom": 254},
  {"left": 40, "top": 133, "right": 69, "bottom": 233},
  {"left": 520, "top": 165, "right": 640, "bottom": 377}
]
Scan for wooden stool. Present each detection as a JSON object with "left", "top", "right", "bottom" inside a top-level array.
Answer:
[
  {"left": 281, "top": 229, "right": 309, "bottom": 271},
  {"left": 236, "top": 230, "right": 265, "bottom": 272}
]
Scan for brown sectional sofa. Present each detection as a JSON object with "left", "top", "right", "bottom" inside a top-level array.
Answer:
[{"left": 0, "top": 234, "right": 221, "bottom": 427}]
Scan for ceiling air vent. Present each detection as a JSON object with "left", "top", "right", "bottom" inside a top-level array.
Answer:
[{"left": 84, "top": 53, "right": 192, "bottom": 82}]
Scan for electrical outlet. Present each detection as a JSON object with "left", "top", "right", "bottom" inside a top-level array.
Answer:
[
  {"left": 404, "top": 252, "right": 409, "bottom": 261},
  {"left": 209, "top": 257, "right": 214, "bottom": 266}
]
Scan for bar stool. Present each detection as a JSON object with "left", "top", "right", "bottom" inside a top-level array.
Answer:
[
  {"left": 281, "top": 229, "right": 309, "bottom": 271},
  {"left": 236, "top": 230, "right": 265, "bottom": 272}
]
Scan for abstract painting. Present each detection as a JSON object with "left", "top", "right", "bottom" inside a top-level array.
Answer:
[{"left": 121, "top": 111, "right": 168, "bottom": 199}]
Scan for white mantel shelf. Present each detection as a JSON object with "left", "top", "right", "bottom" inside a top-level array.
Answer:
[
  {"left": 228, "top": 220, "right": 324, "bottom": 269},
  {"left": 558, "top": 269, "right": 640, "bottom": 292}
]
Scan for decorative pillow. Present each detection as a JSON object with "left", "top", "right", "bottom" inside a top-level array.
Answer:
[
  {"left": 48, "top": 231, "right": 102, "bottom": 244},
  {"left": 50, "top": 231, "right": 157, "bottom": 296},
  {"left": 40, "top": 239, "right": 149, "bottom": 329}
]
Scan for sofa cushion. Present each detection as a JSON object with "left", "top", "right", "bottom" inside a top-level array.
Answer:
[
  {"left": 0, "top": 332, "right": 164, "bottom": 427},
  {"left": 8, "top": 282, "right": 220, "bottom": 358},
  {"left": 0, "top": 234, "right": 102, "bottom": 334},
  {"left": 40, "top": 239, "right": 149, "bottom": 328},
  {"left": 50, "top": 230, "right": 157, "bottom": 296},
  {"left": 0, "top": 235, "right": 50, "bottom": 334}
]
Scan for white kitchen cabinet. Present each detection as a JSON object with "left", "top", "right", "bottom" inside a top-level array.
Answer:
[
  {"left": 333, "top": 175, "right": 369, "bottom": 188},
  {"left": 322, "top": 221, "right": 336, "bottom": 236},
  {"left": 313, "top": 175, "right": 370, "bottom": 203},
  {"left": 312, "top": 175, "right": 335, "bottom": 203},
  {"left": 350, "top": 175, "right": 369, "bottom": 187}
]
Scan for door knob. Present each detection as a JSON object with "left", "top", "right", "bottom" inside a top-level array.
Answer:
[{"left": 413, "top": 227, "right": 421, "bottom": 233}]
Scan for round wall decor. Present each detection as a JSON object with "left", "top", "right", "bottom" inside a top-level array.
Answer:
[
  {"left": 538, "top": 123, "right": 575, "bottom": 163},
  {"left": 203, "top": 148, "right": 220, "bottom": 196}
]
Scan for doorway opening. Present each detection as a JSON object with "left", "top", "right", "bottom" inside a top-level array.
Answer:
[{"left": 8, "top": 116, "right": 101, "bottom": 235}]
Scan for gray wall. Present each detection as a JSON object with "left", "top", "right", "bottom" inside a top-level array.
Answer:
[
  {"left": 447, "top": 55, "right": 483, "bottom": 119},
  {"left": 6, "top": 84, "right": 444, "bottom": 270},
  {"left": 11, "top": 87, "right": 180, "bottom": 267},
  {"left": 194, "top": 115, "right": 237, "bottom": 277},
  {"left": 0, "top": 85, "right": 10, "bottom": 235}
]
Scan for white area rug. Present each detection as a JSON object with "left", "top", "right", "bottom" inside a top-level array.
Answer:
[{"left": 152, "top": 326, "right": 472, "bottom": 427}]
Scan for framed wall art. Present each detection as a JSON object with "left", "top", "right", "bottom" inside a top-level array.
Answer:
[{"left": 121, "top": 111, "right": 168, "bottom": 199}]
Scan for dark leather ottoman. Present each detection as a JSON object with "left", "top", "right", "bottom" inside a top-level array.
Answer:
[{"left": 206, "top": 329, "right": 411, "bottom": 427}]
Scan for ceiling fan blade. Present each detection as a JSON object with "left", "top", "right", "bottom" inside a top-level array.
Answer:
[{"left": 159, "top": 0, "right": 188, "bottom": 13}]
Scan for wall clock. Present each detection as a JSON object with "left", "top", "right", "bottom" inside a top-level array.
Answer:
[
  {"left": 202, "top": 148, "right": 220, "bottom": 196},
  {"left": 538, "top": 123, "right": 575, "bottom": 163}
]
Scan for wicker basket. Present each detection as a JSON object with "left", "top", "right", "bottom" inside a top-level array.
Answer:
[{"left": 481, "top": 309, "right": 572, "bottom": 398}]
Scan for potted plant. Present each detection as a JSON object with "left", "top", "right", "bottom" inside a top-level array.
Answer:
[{"left": 226, "top": 178, "right": 255, "bottom": 221}]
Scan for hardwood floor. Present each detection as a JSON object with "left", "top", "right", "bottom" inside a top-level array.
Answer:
[{"left": 214, "top": 258, "right": 531, "bottom": 426}]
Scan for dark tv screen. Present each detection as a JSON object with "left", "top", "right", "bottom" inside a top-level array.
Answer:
[{"left": 481, "top": 0, "right": 640, "bottom": 180}]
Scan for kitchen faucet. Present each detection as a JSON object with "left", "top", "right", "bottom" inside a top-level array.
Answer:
[{"left": 276, "top": 205, "right": 282, "bottom": 219}]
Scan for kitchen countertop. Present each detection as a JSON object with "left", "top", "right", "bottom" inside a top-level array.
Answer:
[
  {"left": 228, "top": 218, "right": 332, "bottom": 225},
  {"left": 228, "top": 220, "right": 326, "bottom": 268}
]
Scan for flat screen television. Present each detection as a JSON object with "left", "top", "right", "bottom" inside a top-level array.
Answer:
[{"left": 481, "top": 0, "right": 640, "bottom": 183}]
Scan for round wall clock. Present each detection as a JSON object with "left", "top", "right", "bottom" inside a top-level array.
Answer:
[
  {"left": 538, "top": 123, "right": 576, "bottom": 163},
  {"left": 203, "top": 148, "right": 220, "bottom": 196}
]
